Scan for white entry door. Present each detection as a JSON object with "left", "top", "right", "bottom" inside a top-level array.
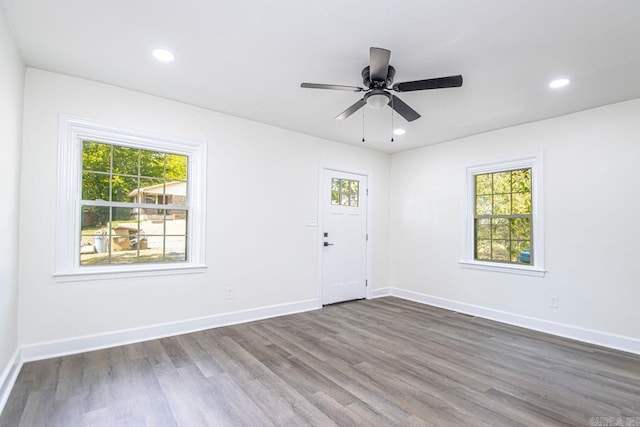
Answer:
[{"left": 322, "top": 169, "right": 368, "bottom": 305}]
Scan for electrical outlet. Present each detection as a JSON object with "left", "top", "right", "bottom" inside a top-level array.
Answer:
[
  {"left": 226, "top": 287, "right": 234, "bottom": 299},
  {"left": 549, "top": 295, "right": 559, "bottom": 308}
]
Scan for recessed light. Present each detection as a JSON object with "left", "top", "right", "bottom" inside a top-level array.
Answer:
[
  {"left": 393, "top": 128, "right": 406, "bottom": 135},
  {"left": 152, "top": 48, "right": 175, "bottom": 62},
  {"left": 549, "top": 78, "right": 570, "bottom": 89}
]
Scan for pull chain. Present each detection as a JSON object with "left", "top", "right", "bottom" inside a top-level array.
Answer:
[
  {"left": 390, "top": 96, "right": 395, "bottom": 142},
  {"left": 362, "top": 105, "right": 365, "bottom": 143}
]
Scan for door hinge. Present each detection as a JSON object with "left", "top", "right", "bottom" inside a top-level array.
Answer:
[
  {"left": 366, "top": 234, "right": 368, "bottom": 241},
  {"left": 365, "top": 280, "right": 368, "bottom": 287},
  {"left": 366, "top": 188, "right": 369, "bottom": 196}
]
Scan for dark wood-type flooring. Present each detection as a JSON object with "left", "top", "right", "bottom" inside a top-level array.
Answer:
[{"left": 2, "top": 297, "right": 639, "bottom": 426}]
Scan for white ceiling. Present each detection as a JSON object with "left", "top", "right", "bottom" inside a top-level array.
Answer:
[{"left": 2, "top": 0, "right": 640, "bottom": 153}]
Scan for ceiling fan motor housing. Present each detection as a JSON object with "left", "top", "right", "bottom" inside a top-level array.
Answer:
[{"left": 362, "top": 65, "right": 395, "bottom": 89}]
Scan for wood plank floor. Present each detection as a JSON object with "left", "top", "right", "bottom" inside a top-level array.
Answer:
[{"left": 2, "top": 297, "right": 639, "bottom": 426}]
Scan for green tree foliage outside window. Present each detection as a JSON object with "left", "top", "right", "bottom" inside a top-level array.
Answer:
[{"left": 474, "top": 168, "right": 532, "bottom": 264}]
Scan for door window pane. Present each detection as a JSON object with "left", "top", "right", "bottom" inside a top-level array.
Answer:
[{"left": 331, "top": 177, "right": 360, "bottom": 207}]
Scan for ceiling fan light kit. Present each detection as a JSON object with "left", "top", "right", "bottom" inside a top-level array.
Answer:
[
  {"left": 365, "top": 90, "right": 390, "bottom": 109},
  {"left": 301, "top": 47, "right": 463, "bottom": 124}
]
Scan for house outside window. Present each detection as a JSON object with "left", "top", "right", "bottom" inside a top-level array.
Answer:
[
  {"left": 56, "top": 116, "right": 206, "bottom": 281},
  {"left": 460, "top": 154, "right": 545, "bottom": 277}
]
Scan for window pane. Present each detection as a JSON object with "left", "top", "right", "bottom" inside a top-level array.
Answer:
[
  {"left": 492, "top": 240, "right": 510, "bottom": 261},
  {"left": 350, "top": 194, "right": 359, "bottom": 207},
  {"left": 82, "top": 141, "right": 111, "bottom": 173},
  {"left": 350, "top": 180, "right": 359, "bottom": 194},
  {"left": 140, "top": 210, "right": 177, "bottom": 263},
  {"left": 167, "top": 207, "right": 188, "bottom": 222},
  {"left": 512, "top": 241, "right": 531, "bottom": 264},
  {"left": 341, "top": 179, "right": 349, "bottom": 193},
  {"left": 512, "top": 193, "right": 531, "bottom": 214},
  {"left": 165, "top": 235, "right": 187, "bottom": 262},
  {"left": 165, "top": 154, "right": 187, "bottom": 180},
  {"left": 340, "top": 194, "right": 349, "bottom": 206},
  {"left": 80, "top": 205, "right": 110, "bottom": 265},
  {"left": 510, "top": 217, "right": 530, "bottom": 241},
  {"left": 475, "top": 218, "right": 491, "bottom": 239},
  {"left": 111, "top": 206, "right": 134, "bottom": 223},
  {"left": 164, "top": 181, "right": 187, "bottom": 205},
  {"left": 112, "top": 146, "right": 139, "bottom": 176},
  {"left": 331, "top": 178, "right": 339, "bottom": 192},
  {"left": 475, "top": 174, "right": 492, "bottom": 195},
  {"left": 493, "top": 172, "right": 511, "bottom": 194},
  {"left": 82, "top": 172, "right": 110, "bottom": 201},
  {"left": 512, "top": 169, "right": 531, "bottom": 193},
  {"left": 476, "top": 195, "right": 492, "bottom": 215},
  {"left": 81, "top": 205, "right": 109, "bottom": 231},
  {"left": 80, "top": 239, "right": 111, "bottom": 265},
  {"left": 142, "top": 235, "right": 165, "bottom": 262},
  {"left": 109, "top": 208, "right": 156, "bottom": 264},
  {"left": 331, "top": 191, "right": 339, "bottom": 205},
  {"left": 140, "top": 150, "right": 165, "bottom": 178},
  {"left": 492, "top": 218, "right": 510, "bottom": 239},
  {"left": 476, "top": 239, "right": 491, "bottom": 260},
  {"left": 111, "top": 175, "right": 139, "bottom": 203},
  {"left": 139, "top": 178, "right": 164, "bottom": 211},
  {"left": 493, "top": 194, "right": 511, "bottom": 215},
  {"left": 165, "top": 214, "right": 187, "bottom": 235},
  {"left": 106, "top": 208, "right": 135, "bottom": 261}
]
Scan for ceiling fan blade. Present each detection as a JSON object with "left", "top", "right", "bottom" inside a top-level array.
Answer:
[
  {"left": 301, "top": 83, "right": 364, "bottom": 92},
  {"left": 369, "top": 47, "right": 391, "bottom": 82},
  {"left": 393, "top": 75, "right": 463, "bottom": 92},
  {"left": 388, "top": 95, "right": 421, "bottom": 122},
  {"left": 335, "top": 98, "right": 366, "bottom": 120}
]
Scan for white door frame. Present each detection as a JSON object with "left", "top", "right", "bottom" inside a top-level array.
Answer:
[{"left": 317, "top": 164, "right": 373, "bottom": 305}]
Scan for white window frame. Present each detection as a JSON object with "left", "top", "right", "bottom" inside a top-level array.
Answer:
[
  {"left": 460, "top": 153, "right": 545, "bottom": 277},
  {"left": 55, "top": 115, "right": 207, "bottom": 282}
]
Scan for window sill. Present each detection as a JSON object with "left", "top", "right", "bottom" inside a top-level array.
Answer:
[
  {"left": 54, "top": 264, "right": 207, "bottom": 282},
  {"left": 459, "top": 260, "right": 546, "bottom": 277}
]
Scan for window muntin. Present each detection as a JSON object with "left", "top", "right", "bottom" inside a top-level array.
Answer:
[
  {"left": 331, "top": 178, "right": 359, "bottom": 207},
  {"left": 80, "top": 141, "right": 189, "bottom": 265},
  {"left": 474, "top": 168, "right": 532, "bottom": 264}
]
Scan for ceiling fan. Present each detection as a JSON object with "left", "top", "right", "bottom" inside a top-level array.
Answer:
[{"left": 301, "top": 47, "right": 463, "bottom": 122}]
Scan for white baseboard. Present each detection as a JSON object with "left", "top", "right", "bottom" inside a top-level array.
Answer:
[
  {"left": 0, "top": 347, "right": 22, "bottom": 416},
  {"left": 21, "top": 298, "right": 320, "bottom": 362},
  {"left": 390, "top": 287, "right": 640, "bottom": 355},
  {"left": 371, "top": 287, "right": 391, "bottom": 298}
]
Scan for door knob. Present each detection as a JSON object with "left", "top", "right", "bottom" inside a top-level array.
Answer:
[{"left": 323, "top": 242, "right": 334, "bottom": 247}]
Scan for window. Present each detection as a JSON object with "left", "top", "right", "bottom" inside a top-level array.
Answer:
[
  {"left": 474, "top": 168, "right": 531, "bottom": 264},
  {"left": 80, "top": 142, "right": 188, "bottom": 266},
  {"left": 461, "top": 154, "right": 545, "bottom": 276},
  {"left": 56, "top": 116, "right": 206, "bottom": 281},
  {"left": 331, "top": 178, "right": 359, "bottom": 207}
]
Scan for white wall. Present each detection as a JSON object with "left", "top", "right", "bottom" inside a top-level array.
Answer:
[
  {"left": 18, "top": 69, "right": 390, "bottom": 346},
  {"left": 390, "top": 99, "right": 640, "bottom": 340},
  {"left": 17, "top": 63, "right": 639, "bottom": 353},
  {"left": 0, "top": 5, "right": 24, "bottom": 377}
]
